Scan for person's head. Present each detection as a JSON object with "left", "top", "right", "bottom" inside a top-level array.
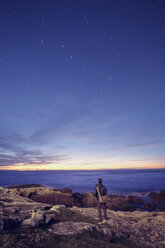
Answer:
[{"left": 98, "top": 178, "right": 102, "bottom": 184}]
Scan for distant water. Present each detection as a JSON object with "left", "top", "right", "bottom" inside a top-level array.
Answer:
[{"left": 0, "top": 169, "right": 165, "bottom": 195}]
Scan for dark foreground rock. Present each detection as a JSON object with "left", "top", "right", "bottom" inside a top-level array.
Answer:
[{"left": 1, "top": 186, "right": 165, "bottom": 248}]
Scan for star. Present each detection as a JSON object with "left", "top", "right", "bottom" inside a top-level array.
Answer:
[
  {"left": 61, "top": 44, "right": 64, "bottom": 48},
  {"left": 70, "top": 55, "right": 73, "bottom": 59}
]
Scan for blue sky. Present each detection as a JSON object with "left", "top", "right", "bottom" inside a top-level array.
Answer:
[{"left": 0, "top": 0, "right": 165, "bottom": 170}]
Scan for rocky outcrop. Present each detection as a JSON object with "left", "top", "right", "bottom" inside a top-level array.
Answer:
[
  {"left": 70, "top": 206, "right": 165, "bottom": 248},
  {"left": 0, "top": 187, "right": 52, "bottom": 230},
  {"left": 8, "top": 184, "right": 74, "bottom": 207},
  {"left": 127, "top": 193, "right": 165, "bottom": 211},
  {"left": 1, "top": 186, "right": 165, "bottom": 248},
  {"left": 7, "top": 184, "right": 165, "bottom": 211}
]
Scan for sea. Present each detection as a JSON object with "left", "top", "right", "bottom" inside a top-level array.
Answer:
[{"left": 0, "top": 169, "right": 165, "bottom": 196}]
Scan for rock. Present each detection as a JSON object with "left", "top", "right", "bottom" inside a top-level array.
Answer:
[
  {"left": 7, "top": 184, "right": 46, "bottom": 198},
  {"left": 32, "top": 192, "right": 74, "bottom": 207},
  {"left": 45, "top": 212, "right": 55, "bottom": 224},
  {"left": 44, "top": 205, "right": 66, "bottom": 224},
  {"left": 69, "top": 207, "right": 165, "bottom": 248},
  {"left": 15, "top": 186, "right": 45, "bottom": 198},
  {"left": 108, "top": 194, "right": 125, "bottom": 199},
  {"left": 106, "top": 201, "right": 114, "bottom": 209},
  {"left": 128, "top": 195, "right": 144, "bottom": 204},
  {"left": 1, "top": 185, "right": 165, "bottom": 248},
  {"left": 3, "top": 215, "right": 22, "bottom": 229},
  {"left": 72, "top": 192, "right": 84, "bottom": 207},
  {"left": 143, "top": 202, "right": 157, "bottom": 211},
  {"left": 10, "top": 185, "right": 74, "bottom": 207},
  {"left": 22, "top": 210, "right": 45, "bottom": 227},
  {"left": 148, "top": 191, "right": 165, "bottom": 203},
  {"left": 109, "top": 197, "right": 137, "bottom": 211},
  {"left": 0, "top": 187, "right": 52, "bottom": 230},
  {"left": 54, "top": 188, "right": 72, "bottom": 194},
  {"left": 81, "top": 192, "right": 97, "bottom": 207},
  {"left": 50, "top": 205, "right": 65, "bottom": 213},
  {"left": 22, "top": 218, "right": 36, "bottom": 227},
  {"left": 3, "top": 207, "right": 21, "bottom": 214},
  {"left": 50, "top": 221, "right": 96, "bottom": 235}
]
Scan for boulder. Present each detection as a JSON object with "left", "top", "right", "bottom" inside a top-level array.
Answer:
[
  {"left": 81, "top": 193, "right": 97, "bottom": 207},
  {"left": 50, "top": 205, "right": 66, "bottom": 213},
  {"left": 31, "top": 192, "right": 74, "bottom": 207},
  {"left": 106, "top": 201, "right": 114, "bottom": 210},
  {"left": 22, "top": 210, "right": 45, "bottom": 227},
  {"left": 72, "top": 192, "right": 84, "bottom": 207},
  {"left": 109, "top": 197, "right": 137, "bottom": 211}
]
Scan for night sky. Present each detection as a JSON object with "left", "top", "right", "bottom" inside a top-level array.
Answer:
[{"left": 0, "top": 0, "right": 165, "bottom": 170}]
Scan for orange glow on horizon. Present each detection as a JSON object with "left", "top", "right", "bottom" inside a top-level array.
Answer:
[{"left": 0, "top": 161, "right": 164, "bottom": 171}]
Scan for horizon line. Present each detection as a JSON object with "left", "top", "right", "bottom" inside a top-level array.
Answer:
[{"left": 0, "top": 167, "right": 165, "bottom": 172}]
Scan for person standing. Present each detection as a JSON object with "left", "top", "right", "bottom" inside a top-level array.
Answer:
[{"left": 94, "top": 178, "right": 108, "bottom": 222}]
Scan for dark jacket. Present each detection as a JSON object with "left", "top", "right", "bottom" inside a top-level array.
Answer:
[{"left": 94, "top": 183, "right": 107, "bottom": 200}]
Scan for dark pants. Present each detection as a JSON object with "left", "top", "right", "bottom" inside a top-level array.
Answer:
[{"left": 97, "top": 201, "right": 107, "bottom": 221}]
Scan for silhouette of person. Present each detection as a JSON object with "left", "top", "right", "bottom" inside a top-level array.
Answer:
[{"left": 94, "top": 178, "right": 108, "bottom": 222}]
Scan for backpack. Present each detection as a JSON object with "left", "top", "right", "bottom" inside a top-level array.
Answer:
[{"left": 96, "top": 186, "right": 107, "bottom": 203}]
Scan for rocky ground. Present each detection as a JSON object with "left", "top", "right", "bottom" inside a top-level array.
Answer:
[
  {"left": 69, "top": 207, "right": 165, "bottom": 248},
  {"left": 0, "top": 185, "right": 165, "bottom": 248}
]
